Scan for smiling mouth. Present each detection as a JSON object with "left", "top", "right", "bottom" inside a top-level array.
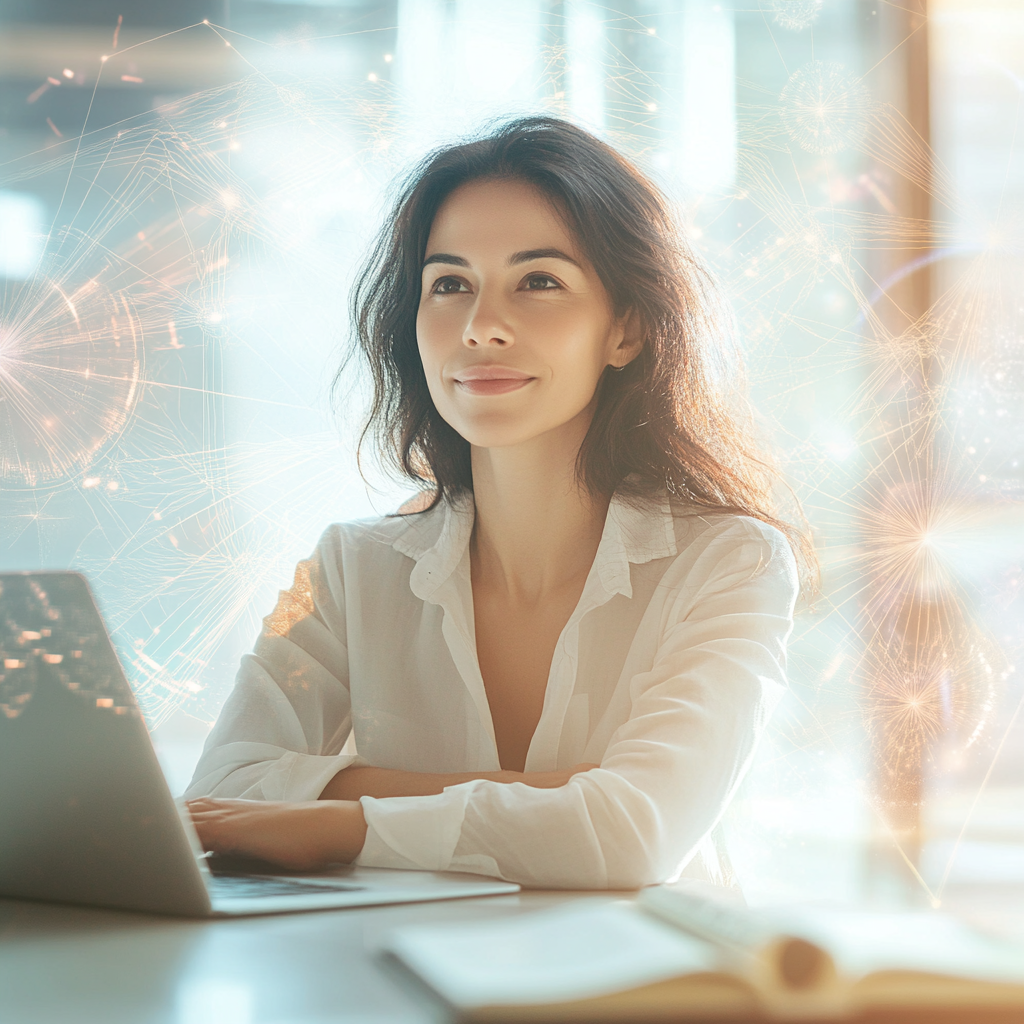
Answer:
[
  {"left": 455, "top": 377, "right": 534, "bottom": 395},
  {"left": 453, "top": 368, "right": 536, "bottom": 395}
]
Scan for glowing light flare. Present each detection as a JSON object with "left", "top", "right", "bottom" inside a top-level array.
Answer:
[
  {"left": 780, "top": 60, "right": 870, "bottom": 155},
  {"left": 853, "top": 468, "right": 1010, "bottom": 790},
  {"left": 859, "top": 483, "right": 978, "bottom": 600},
  {"left": 0, "top": 277, "right": 140, "bottom": 488}
]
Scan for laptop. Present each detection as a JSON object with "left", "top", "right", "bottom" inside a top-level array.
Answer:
[{"left": 0, "top": 571, "right": 520, "bottom": 916}]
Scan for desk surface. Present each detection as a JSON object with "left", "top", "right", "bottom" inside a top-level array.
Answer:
[{"left": 0, "top": 887, "right": 612, "bottom": 1024}]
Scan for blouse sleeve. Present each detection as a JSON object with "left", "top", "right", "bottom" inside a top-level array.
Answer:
[
  {"left": 354, "top": 520, "right": 798, "bottom": 889},
  {"left": 183, "top": 526, "right": 358, "bottom": 801}
]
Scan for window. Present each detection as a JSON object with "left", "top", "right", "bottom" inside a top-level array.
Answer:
[{"left": 1, "top": 1, "right": 1019, "bottom": 905}]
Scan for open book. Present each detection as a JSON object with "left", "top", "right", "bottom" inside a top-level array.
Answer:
[{"left": 384, "top": 882, "right": 1024, "bottom": 1021}]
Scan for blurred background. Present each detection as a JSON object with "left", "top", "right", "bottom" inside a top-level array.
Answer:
[{"left": 1, "top": 0, "right": 1022, "bottom": 914}]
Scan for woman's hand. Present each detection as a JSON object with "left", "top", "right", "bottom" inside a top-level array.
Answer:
[{"left": 187, "top": 798, "right": 367, "bottom": 871}]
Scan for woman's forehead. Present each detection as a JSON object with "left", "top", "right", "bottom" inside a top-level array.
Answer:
[{"left": 426, "top": 178, "right": 581, "bottom": 258}]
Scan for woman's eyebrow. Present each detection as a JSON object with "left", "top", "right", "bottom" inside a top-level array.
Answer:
[
  {"left": 422, "top": 248, "right": 582, "bottom": 270},
  {"left": 423, "top": 252, "right": 469, "bottom": 268},
  {"left": 508, "top": 247, "right": 582, "bottom": 268}
]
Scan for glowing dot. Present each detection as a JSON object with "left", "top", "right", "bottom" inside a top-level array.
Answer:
[
  {"left": 647, "top": 26, "right": 656, "bottom": 35},
  {"left": 96, "top": 698, "right": 114, "bottom": 708},
  {"left": 384, "top": 53, "right": 393, "bottom": 62},
  {"left": 106, "top": 480, "right": 119, "bottom": 491},
  {"left": 62, "top": 68, "right": 74, "bottom": 79},
  {"left": 203, "top": 18, "right": 209, "bottom": 24},
  {"left": 101, "top": 55, "right": 109, "bottom": 62},
  {"left": 208, "top": 312, "right": 223, "bottom": 324},
  {"left": 646, "top": 102, "right": 657, "bottom": 112},
  {"left": 368, "top": 72, "right": 378, "bottom": 82},
  {"left": 83, "top": 477, "right": 100, "bottom": 489}
]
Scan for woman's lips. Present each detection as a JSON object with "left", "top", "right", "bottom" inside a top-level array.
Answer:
[
  {"left": 453, "top": 367, "right": 535, "bottom": 395},
  {"left": 456, "top": 377, "right": 534, "bottom": 395}
]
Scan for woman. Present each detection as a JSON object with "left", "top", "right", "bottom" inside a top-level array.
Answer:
[{"left": 186, "top": 117, "right": 802, "bottom": 890}]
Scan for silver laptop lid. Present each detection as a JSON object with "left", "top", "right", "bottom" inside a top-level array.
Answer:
[{"left": 0, "top": 572, "right": 213, "bottom": 916}]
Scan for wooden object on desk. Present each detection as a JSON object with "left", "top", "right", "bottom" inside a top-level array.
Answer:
[{"left": 385, "top": 885, "right": 1024, "bottom": 1022}]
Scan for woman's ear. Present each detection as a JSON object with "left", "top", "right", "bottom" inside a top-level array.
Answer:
[{"left": 610, "top": 309, "right": 644, "bottom": 369}]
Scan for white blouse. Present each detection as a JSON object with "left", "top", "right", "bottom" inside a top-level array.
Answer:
[{"left": 186, "top": 490, "right": 798, "bottom": 889}]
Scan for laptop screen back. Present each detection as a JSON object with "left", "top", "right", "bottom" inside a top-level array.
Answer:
[{"left": 0, "top": 572, "right": 212, "bottom": 915}]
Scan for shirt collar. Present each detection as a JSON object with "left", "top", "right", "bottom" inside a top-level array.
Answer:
[
  {"left": 390, "top": 481, "right": 677, "bottom": 606},
  {"left": 595, "top": 487, "right": 676, "bottom": 600}
]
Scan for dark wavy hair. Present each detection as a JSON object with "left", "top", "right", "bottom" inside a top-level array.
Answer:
[{"left": 344, "top": 116, "right": 809, "bottom": 571}]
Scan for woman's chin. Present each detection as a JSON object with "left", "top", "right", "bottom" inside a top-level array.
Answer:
[
  {"left": 439, "top": 410, "right": 541, "bottom": 450},
  {"left": 451, "top": 410, "right": 596, "bottom": 454},
  {"left": 461, "top": 428, "right": 542, "bottom": 451}
]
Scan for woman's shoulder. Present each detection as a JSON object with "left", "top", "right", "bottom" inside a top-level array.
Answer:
[
  {"left": 665, "top": 505, "right": 798, "bottom": 590},
  {"left": 670, "top": 506, "right": 790, "bottom": 548},
  {"left": 311, "top": 500, "right": 447, "bottom": 562}
]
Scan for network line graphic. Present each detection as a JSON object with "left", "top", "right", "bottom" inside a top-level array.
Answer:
[{"left": 1, "top": 7, "right": 1022, "bottom": 904}]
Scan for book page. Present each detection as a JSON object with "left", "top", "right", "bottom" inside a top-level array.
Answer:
[
  {"left": 777, "top": 910, "right": 1024, "bottom": 986},
  {"left": 385, "top": 899, "right": 725, "bottom": 1010}
]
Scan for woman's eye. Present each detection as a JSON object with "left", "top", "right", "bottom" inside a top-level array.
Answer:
[
  {"left": 432, "top": 277, "right": 468, "bottom": 295},
  {"left": 523, "top": 274, "right": 560, "bottom": 291}
]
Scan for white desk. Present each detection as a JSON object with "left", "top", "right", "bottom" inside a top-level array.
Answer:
[{"left": 0, "top": 889, "right": 609, "bottom": 1024}]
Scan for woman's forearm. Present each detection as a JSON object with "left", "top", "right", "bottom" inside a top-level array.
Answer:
[
  {"left": 319, "top": 766, "right": 510, "bottom": 800},
  {"left": 319, "top": 763, "right": 597, "bottom": 801}
]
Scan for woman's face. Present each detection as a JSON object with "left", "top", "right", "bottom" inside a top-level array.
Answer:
[{"left": 416, "top": 178, "right": 639, "bottom": 451}]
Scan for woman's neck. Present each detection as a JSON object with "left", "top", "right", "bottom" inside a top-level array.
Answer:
[{"left": 468, "top": 419, "right": 611, "bottom": 605}]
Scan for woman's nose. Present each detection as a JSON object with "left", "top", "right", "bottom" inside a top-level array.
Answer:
[{"left": 462, "top": 293, "right": 513, "bottom": 348}]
